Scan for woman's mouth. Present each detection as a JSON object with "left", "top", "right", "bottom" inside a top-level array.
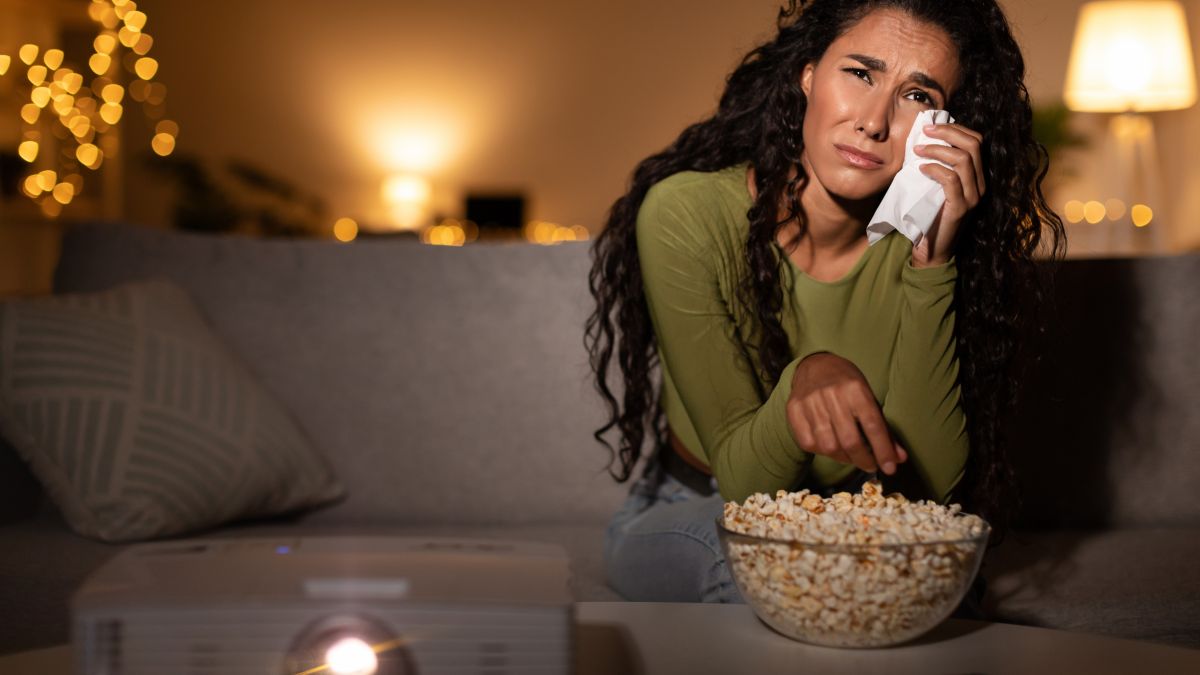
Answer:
[{"left": 834, "top": 144, "right": 884, "bottom": 169}]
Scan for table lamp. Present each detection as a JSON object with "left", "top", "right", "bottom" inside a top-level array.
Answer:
[{"left": 1063, "top": 0, "right": 1197, "bottom": 253}]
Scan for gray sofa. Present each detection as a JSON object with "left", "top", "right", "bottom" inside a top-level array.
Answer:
[{"left": 1, "top": 223, "right": 1197, "bottom": 654}]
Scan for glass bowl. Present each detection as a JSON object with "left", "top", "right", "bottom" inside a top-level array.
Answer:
[{"left": 716, "top": 515, "right": 990, "bottom": 648}]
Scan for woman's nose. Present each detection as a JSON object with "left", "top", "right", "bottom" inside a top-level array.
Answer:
[{"left": 854, "top": 93, "right": 891, "bottom": 141}]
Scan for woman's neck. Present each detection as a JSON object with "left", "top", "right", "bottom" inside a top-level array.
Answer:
[{"left": 746, "top": 161, "right": 872, "bottom": 259}]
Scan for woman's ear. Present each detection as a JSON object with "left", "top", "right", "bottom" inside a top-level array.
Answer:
[{"left": 800, "top": 62, "right": 815, "bottom": 98}]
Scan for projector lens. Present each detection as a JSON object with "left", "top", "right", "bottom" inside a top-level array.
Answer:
[
  {"left": 283, "top": 614, "right": 412, "bottom": 675},
  {"left": 326, "top": 637, "right": 378, "bottom": 675}
]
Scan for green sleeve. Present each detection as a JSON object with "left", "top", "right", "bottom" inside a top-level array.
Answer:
[
  {"left": 636, "top": 186, "right": 811, "bottom": 503},
  {"left": 880, "top": 258, "right": 970, "bottom": 504}
]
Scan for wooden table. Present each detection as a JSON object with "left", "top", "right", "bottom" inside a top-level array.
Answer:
[
  {"left": 575, "top": 602, "right": 1200, "bottom": 674},
  {"left": 4, "top": 602, "right": 1197, "bottom": 674}
]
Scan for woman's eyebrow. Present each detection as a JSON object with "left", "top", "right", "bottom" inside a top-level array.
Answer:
[{"left": 845, "top": 53, "right": 946, "bottom": 98}]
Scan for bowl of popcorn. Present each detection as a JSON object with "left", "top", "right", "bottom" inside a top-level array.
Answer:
[{"left": 717, "top": 480, "right": 989, "bottom": 648}]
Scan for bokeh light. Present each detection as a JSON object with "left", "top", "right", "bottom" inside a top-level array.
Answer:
[
  {"left": 124, "top": 10, "right": 148, "bottom": 32},
  {"left": 18, "top": 141, "right": 38, "bottom": 162},
  {"left": 52, "top": 96, "right": 76, "bottom": 117},
  {"left": 23, "top": 175, "right": 43, "bottom": 197},
  {"left": 1083, "top": 200, "right": 1106, "bottom": 224},
  {"left": 151, "top": 133, "right": 175, "bottom": 156},
  {"left": 333, "top": 217, "right": 359, "bottom": 242},
  {"left": 27, "top": 65, "right": 47, "bottom": 85},
  {"left": 1103, "top": 198, "right": 1126, "bottom": 221},
  {"left": 129, "top": 79, "right": 149, "bottom": 102},
  {"left": 18, "top": 44, "right": 38, "bottom": 65},
  {"left": 118, "top": 27, "right": 139, "bottom": 48},
  {"left": 133, "top": 33, "right": 154, "bottom": 55},
  {"left": 99, "top": 102, "right": 123, "bottom": 124},
  {"left": 522, "top": 220, "right": 590, "bottom": 245},
  {"left": 89, "top": 53, "right": 112, "bottom": 75},
  {"left": 134, "top": 57, "right": 158, "bottom": 80},
  {"left": 20, "top": 104, "right": 40, "bottom": 124},
  {"left": 76, "top": 143, "right": 101, "bottom": 169},
  {"left": 69, "top": 116, "right": 92, "bottom": 138},
  {"left": 37, "top": 170, "right": 57, "bottom": 192},
  {"left": 63, "top": 72, "right": 84, "bottom": 94},
  {"left": 145, "top": 82, "right": 167, "bottom": 105},
  {"left": 9, "top": 1, "right": 173, "bottom": 215},
  {"left": 420, "top": 222, "right": 467, "bottom": 246},
  {"left": 101, "top": 83, "right": 124, "bottom": 103},
  {"left": 94, "top": 34, "right": 117, "bottom": 54},
  {"left": 1131, "top": 204, "right": 1153, "bottom": 227},
  {"left": 43, "top": 48, "right": 64, "bottom": 70},
  {"left": 52, "top": 182, "right": 75, "bottom": 205}
]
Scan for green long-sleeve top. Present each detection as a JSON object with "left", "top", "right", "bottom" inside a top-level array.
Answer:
[{"left": 636, "top": 161, "right": 968, "bottom": 505}]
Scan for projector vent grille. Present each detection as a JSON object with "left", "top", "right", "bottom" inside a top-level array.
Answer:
[{"left": 89, "top": 618, "right": 123, "bottom": 674}]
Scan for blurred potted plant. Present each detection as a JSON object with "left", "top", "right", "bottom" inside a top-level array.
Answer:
[{"left": 1031, "top": 102, "right": 1089, "bottom": 193}]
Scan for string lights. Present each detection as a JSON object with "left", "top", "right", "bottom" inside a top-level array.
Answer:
[
  {"left": 1063, "top": 198, "right": 1154, "bottom": 228},
  {"left": 2, "top": 0, "right": 179, "bottom": 218}
]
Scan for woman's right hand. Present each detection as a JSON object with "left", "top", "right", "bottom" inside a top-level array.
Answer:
[{"left": 785, "top": 352, "right": 908, "bottom": 475}]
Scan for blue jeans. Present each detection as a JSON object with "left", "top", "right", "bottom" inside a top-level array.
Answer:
[{"left": 603, "top": 470, "right": 743, "bottom": 603}]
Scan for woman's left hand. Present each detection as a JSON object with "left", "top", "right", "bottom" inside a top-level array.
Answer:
[{"left": 910, "top": 123, "right": 986, "bottom": 268}]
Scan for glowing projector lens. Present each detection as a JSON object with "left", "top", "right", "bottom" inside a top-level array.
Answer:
[{"left": 325, "top": 637, "right": 378, "bottom": 675}]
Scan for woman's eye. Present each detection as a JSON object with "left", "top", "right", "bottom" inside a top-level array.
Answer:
[
  {"left": 844, "top": 67, "right": 871, "bottom": 83},
  {"left": 907, "top": 90, "right": 934, "bottom": 106}
]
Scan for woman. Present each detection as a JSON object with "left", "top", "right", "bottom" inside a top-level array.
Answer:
[{"left": 585, "top": 0, "right": 1064, "bottom": 605}]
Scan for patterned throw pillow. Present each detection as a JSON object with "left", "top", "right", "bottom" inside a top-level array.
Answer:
[{"left": 0, "top": 280, "right": 344, "bottom": 542}]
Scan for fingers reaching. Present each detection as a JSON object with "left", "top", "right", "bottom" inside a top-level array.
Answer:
[{"left": 850, "top": 400, "right": 901, "bottom": 475}]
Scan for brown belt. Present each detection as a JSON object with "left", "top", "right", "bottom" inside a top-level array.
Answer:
[{"left": 661, "top": 428, "right": 716, "bottom": 496}]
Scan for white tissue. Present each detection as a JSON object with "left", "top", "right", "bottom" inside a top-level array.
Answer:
[{"left": 866, "top": 109, "right": 956, "bottom": 247}]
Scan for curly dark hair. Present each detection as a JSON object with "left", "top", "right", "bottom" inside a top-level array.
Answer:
[{"left": 584, "top": 0, "right": 1065, "bottom": 541}]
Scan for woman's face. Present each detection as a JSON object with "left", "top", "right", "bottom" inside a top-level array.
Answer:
[{"left": 799, "top": 9, "right": 961, "bottom": 202}]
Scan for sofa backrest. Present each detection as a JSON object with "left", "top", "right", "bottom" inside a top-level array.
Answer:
[
  {"left": 1009, "top": 254, "right": 1200, "bottom": 529},
  {"left": 49, "top": 224, "right": 630, "bottom": 527},
  {"left": 6, "top": 224, "right": 1195, "bottom": 530}
]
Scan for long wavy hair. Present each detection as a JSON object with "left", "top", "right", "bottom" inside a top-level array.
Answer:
[{"left": 585, "top": 0, "right": 1065, "bottom": 541}]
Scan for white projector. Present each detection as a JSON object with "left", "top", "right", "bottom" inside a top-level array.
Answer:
[{"left": 72, "top": 536, "right": 574, "bottom": 674}]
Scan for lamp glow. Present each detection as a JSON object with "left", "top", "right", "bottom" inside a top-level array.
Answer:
[
  {"left": 1064, "top": 1, "right": 1197, "bottom": 112},
  {"left": 381, "top": 134, "right": 441, "bottom": 172},
  {"left": 324, "top": 637, "right": 378, "bottom": 675},
  {"left": 382, "top": 174, "right": 431, "bottom": 206}
]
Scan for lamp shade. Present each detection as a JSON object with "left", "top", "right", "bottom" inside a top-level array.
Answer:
[{"left": 1064, "top": 1, "right": 1198, "bottom": 112}]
